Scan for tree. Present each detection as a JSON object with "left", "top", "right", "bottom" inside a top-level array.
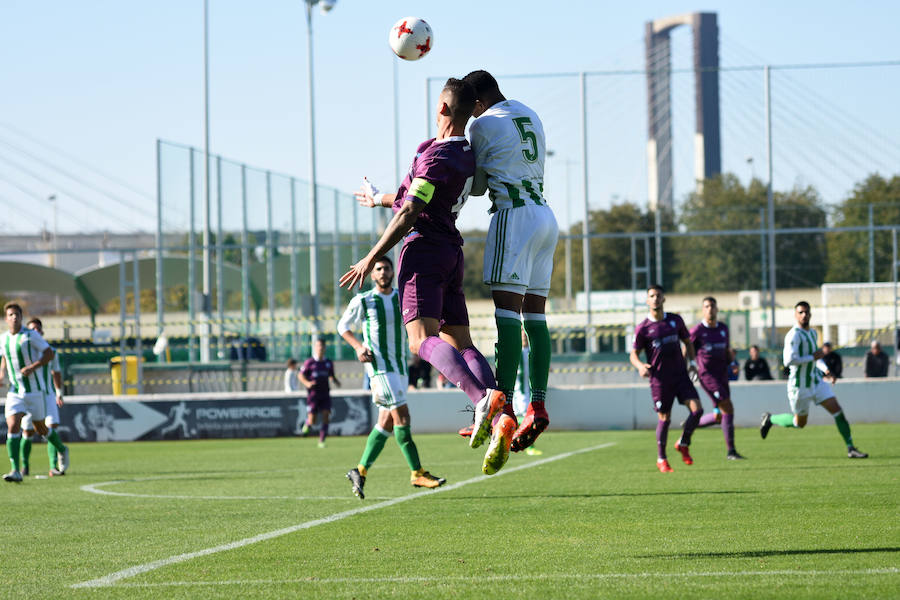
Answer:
[
  {"left": 560, "top": 202, "right": 676, "bottom": 295},
  {"left": 826, "top": 174, "right": 900, "bottom": 283},
  {"left": 673, "top": 174, "right": 827, "bottom": 292}
]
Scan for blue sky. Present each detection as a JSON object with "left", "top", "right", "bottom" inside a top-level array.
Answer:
[{"left": 1, "top": 1, "right": 898, "bottom": 235}]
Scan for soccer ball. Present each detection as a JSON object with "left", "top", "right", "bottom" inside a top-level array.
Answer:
[{"left": 389, "top": 17, "right": 433, "bottom": 61}]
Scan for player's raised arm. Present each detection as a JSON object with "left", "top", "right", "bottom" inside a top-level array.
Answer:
[
  {"left": 355, "top": 177, "right": 396, "bottom": 208},
  {"left": 340, "top": 199, "right": 425, "bottom": 291}
]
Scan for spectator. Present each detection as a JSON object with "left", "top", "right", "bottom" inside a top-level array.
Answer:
[
  {"left": 284, "top": 358, "right": 300, "bottom": 392},
  {"left": 821, "top": 342, "right": 843, "bottom": 379},
  {"left": 727, "top": 348, "right": 740, "bottom": 381},
  {"left": 743, "top": 344, "right": 773, "bottom": 381},
  {"left": 407, "top": 356, "right": 433, "bottom": 389},
  {"left": 864, "top": 340, "right": 890, "bottom": 378}
]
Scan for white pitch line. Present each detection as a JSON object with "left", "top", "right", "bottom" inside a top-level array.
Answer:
[
  {"left": 71, "top": 441, "right": 615, "bottom": 589},
  {"left": 89, "top": 567, "right": 900, "bottom": 588},
  {"left": 81, "top": 480, "right": 385, "bottom": 501}
]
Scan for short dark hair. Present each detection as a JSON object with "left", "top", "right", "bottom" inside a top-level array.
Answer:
[
  {"left": 441, "top": 78, "right": 476, "bottom": 125},
  {"left": 795, "top": 301, "right": 810, "bottom": 311},
  {"left": 287, "top": 358, "right": 297, "bottom": 368},
  {"left": 648, "top": 284, "right": 665, "bottom": 294},
  {"left": 3, "top": 302, "right": 22, "bottom": 317},
  {"left": 750, "top": 344, "right": 760, "bottom": 351},
  {"left": 702, "top": 296, "right": 717, "bottom": 305},
  {"left": 374, "top": 255, "right": 393, "bottom": 269},
  {"left": 26, "top": 317, "right": 42, "bottom": 329},
  {"left": 463, "top": 70, "right": 501, "bottom": 98},
  {"left": 823, "top": 341, "right": 832, "bottom": 348}
]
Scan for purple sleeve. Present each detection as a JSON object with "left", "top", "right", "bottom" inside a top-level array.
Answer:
[
  {"left": 328, "top": 361, "right": 335, "bottom": 377},
  {"left": 677, "top": 315, "right": 690, "bottom": 340},
  {"left": 632, "top": 323, "right": 646, "bottom": 351},
  {"left": 689, "top": 323, "right": 701, "bottom": 347},
  {"left": 405, "top": 153, "right": 447, "bottom": 204},
  {"left": 300, "top": 359, "right": 313, "bottom": 378}
]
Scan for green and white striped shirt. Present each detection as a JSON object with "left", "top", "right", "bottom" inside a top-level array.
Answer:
[
  {"left": 337, "top": 288, "right": 408, "bottom": 377},
  {"left": 1, "top": 328, "right": 51, "bottom": 395},
  {"left": 39, "top": 347, "right": 61, "bottom": 396},
  {"left": 783, "top": 326, "right": 826, "bottom": 389}
]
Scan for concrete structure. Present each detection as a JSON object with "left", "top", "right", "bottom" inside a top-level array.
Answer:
[{"left": 645, "top": 12, "right": 721, "bottom": 211}]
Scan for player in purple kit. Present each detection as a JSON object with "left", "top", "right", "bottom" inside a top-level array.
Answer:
[
  {"left": 298, "top": 337, "right": 341, "bottom": 448},
  {"left": 689, "top": 297, "right": 744, "bottom": 460},
  {"left": 629, "top": 284, "right": 703, "bottom": 472},
  {"left": 341, "top": 78, "right": 510, "bottom": 475}
]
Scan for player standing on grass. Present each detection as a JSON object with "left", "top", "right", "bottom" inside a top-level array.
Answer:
[
  {"left": 760, "top": 301, "right": 868, "bottom": 458},
  {"left": 338, "top": 256, "right": 446, "bottom": 499},
  {"left": 298, "top": 338, "right": 340, "bottom": 448},
  {"left": 688, "top": 297, "right": 745, "bottom": 460},
  {"left": 341, "top": 78, "right": 508, "bottom": 475},
  {"left": 629, "top": 285, "right": 703, "bottom": 473},
  {"left": 463, "top": 70, "right": 558, "bottom": 461},
  {"left": 20, "top": 318, "right": 67, "bottom": 476},
  {"left": 0, "top": 303, "right": 67, "bottom": 482}
]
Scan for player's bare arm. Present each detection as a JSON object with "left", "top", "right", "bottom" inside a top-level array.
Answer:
[
  {"left": 53, "top": 369, "right": 64, "bottom": 406},
  {"left": 340, "top": 330, "right": 373, "bottom": 363},
  {"left": 629, "top": 349, "right": 651, "bottom": 378},
  {"left": 355, "top": 177, "right": 396, "bottom": 208},
  {"left": 340, "top": 199, "right": 425, "bottom": 291},
  {"left": 471, "top": 166, "right": 488, "bottom": 196}
]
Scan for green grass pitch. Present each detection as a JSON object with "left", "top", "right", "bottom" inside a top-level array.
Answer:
[{"left": 5, "top": 423, "right": 899, "bottom": 599}]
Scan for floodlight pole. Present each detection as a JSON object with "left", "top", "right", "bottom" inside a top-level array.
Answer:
[
  {"left": 201, "top": 0, "right": 213, "bottom": 362},
  {"left": 304, "top": 0, "right": 335, "bottom": 334},
  {"left": 765, "top": 65, "right": 777, "bottom": 348}
]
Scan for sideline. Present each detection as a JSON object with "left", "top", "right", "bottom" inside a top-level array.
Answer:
[{"left": 72, "top": 441, "right": 616, "bottom": 589}]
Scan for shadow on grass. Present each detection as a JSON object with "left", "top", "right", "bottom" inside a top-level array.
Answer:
[{"left": 638, "top": 547, "right": 900, "bottom": 559}]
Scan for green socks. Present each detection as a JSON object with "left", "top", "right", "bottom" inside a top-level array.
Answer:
[
  {"left": 394, "top": 425, "right": 421, "bottom": 472},
  {"left": 46, "top": 429, "right": 67, "bottom": 454},
  {"left": 833, "top": 412, "right": 854, "bottom": 447},
  {"left": 359, "top": 427, "right": 389, "bottom": 471},
  {"left": 6, "top": 434, "right": 21, "bottom": 472},
  {"left": 494, "top": 312, "right": 523, "bottom": 399},
  {"left": 771, "top": 413, "right": 796, "bottom": 428},
  {"left": 48, "top": 443, "right": 59, "bottom": 470},
  {"left": 21, "top": 436, "right": 31, "bottom": 470},
  {"left": 523, "top": 316, "right": 551, "bottom": 396}
]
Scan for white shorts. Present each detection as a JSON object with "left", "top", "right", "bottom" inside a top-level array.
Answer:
[
  {"left": 22, "top": 392, "right": 60, "bottom": 430},
  {"left": 370, "top": 372, "right": 408, "bottom": 410},
  {"left": 5, "top": 392, "right": 46, "bottom": 421},
  {"left": 787, "top": 380, "right": 835, "bottom": 416},
  {"left": 483, "top": 204, "right": 558, "bottom": 296}
]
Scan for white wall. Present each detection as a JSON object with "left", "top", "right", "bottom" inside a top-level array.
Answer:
[{"left": 403, "top": 378, "right": 899, "bottom": 433}]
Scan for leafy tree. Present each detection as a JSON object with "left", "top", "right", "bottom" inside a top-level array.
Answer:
[
  {"left": 825, "top": 174, "right": 900, "bottom": 282},
  {"left": 560, "top": 202, "right": 676, "bottom": 294},
  {"left": 673, "top": 174, "right": 827, "bottom": 292}
]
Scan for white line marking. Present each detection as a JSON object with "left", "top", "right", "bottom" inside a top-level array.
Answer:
[
  {"left": 81, "top": 479, "right": 384, "bottom": 501},
  {"left": 71, "top": 442, "right": 615, "bottom": 589},
  {"left": 86, "top": 567, "right": 900, "bottom": 588}
]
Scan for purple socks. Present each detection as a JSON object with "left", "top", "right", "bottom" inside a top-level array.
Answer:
[
  {"left": 721, "top": 412, "right": 735, "bottom": 451},
  {"left": 461, "top": 347, "right": 496, "bottom": 389},
  {"left": 680, "top": 410, "right": 703, "bottom": 446},
  {"left": 656, "top": 419, "right": 670, "bottom": 460},
  {"left": 697, "top": 412, "right": 719, "bottom": 427},
  {"left": 418, "top": 337, "right": 486, "bottom": 405},
  {"left": 319, "top": 423, "right": 329, "bottom": 443}
]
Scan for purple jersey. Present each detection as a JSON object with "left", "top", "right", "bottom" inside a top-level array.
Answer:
[
  {"left": 301, "top": 357, "right": 333, "bottom": 397},
  {"left": 633, "top": 312, "right": 691, "bottom": 382},
  {"left": 690, "top": 321, "right": 730, "bottom": 379},
  {"left": 393, "top": 137, "right": 475, "bottom": 246}
]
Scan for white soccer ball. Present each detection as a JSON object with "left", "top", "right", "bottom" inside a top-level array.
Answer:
[{"left": 389, "top": 17, "right": 433, "bottom": 61}]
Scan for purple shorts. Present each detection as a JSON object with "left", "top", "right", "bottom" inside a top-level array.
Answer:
[
  {"left": 650, "top": 375, "right": 699, "bottom": 414},
  {"left": 397, "top": 236, "right": 469, "bottom": 326},
  {"left": 306, "top": 391, "right": 331, "bottom": 414},
  {"left": 698, "top": 372, "right": 730, "bottom": 407}
]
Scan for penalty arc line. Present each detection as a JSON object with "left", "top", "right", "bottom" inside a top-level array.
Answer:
[{"left": 71, "top": 441, "right": 616, "bottom": 589}]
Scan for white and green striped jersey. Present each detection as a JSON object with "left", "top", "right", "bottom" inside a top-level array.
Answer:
[
  {"left": 38, "top": 347, "right": 60, "bottom": 396},
  {"left": 783, "top": 326, "right": 827, "bottom": 389},
  {"left": 337, "top": 288, "right": 408, "bottom": 377},
  {"left": 1, "top": 328, "right": 51, "bottom": 395},
  {"left": 468, "top": 99, "right": 549, "bottom": 213}
]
